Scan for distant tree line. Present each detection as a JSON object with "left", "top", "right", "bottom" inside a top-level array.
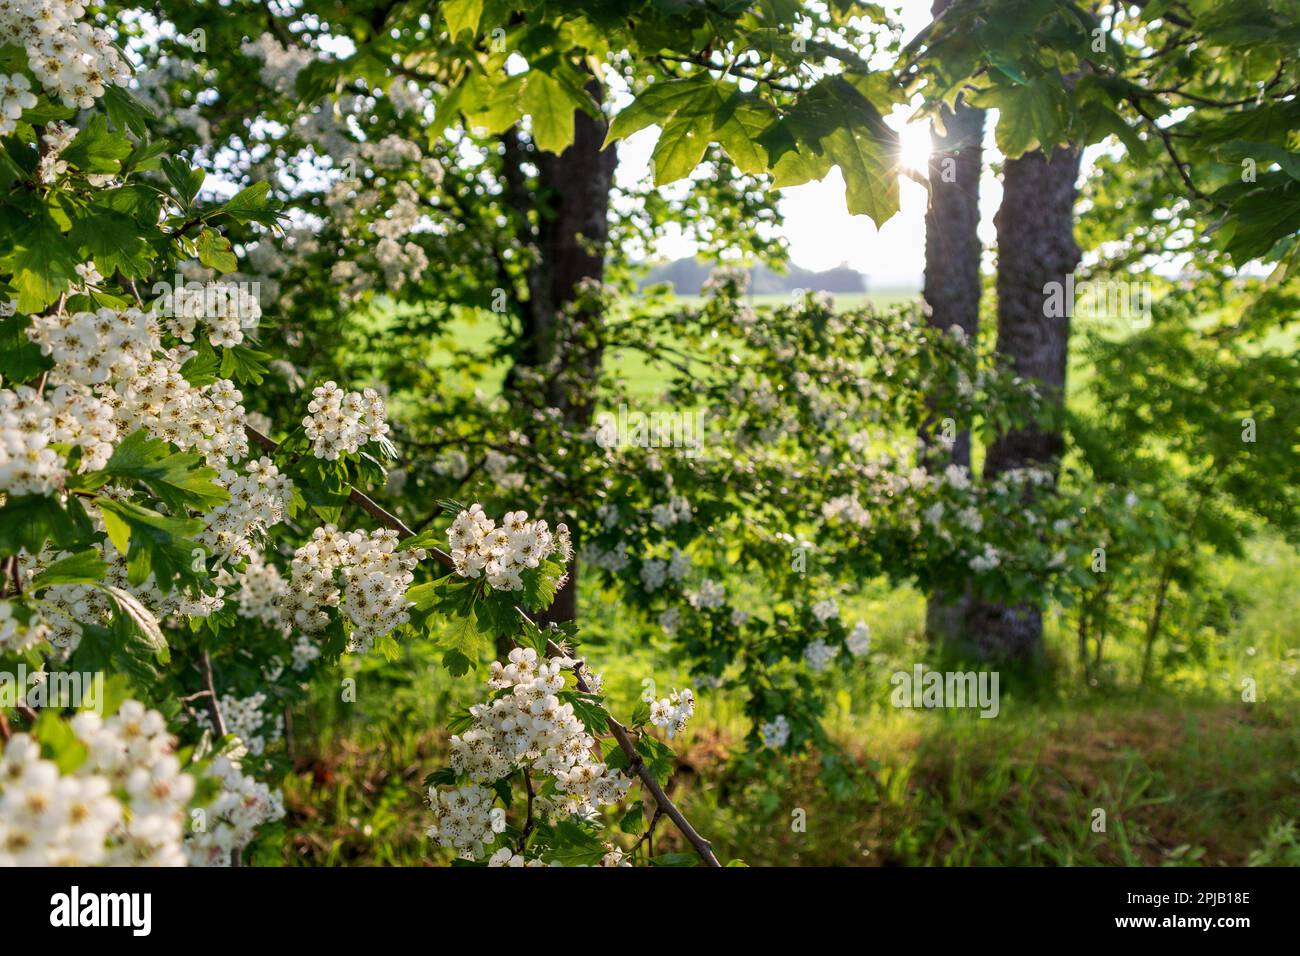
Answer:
[{"left": 640, "top": 257, "right": 870, "bottom": 295}]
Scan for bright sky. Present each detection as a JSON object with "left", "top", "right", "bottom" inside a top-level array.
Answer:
[{"left": 615, "top": 1, "right": 1010, "bottom": 290}]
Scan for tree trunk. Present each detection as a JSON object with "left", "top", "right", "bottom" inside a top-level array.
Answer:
[
  {"left": 503, "top": 82, "right": 617, "bottom": 627},
  {"left": 961, "top": 144, "right": 1082, "bottom": 663},
  {"left": 920, "top": 21, "right": 986, "bottom": 647},
  {"left": 1140, "top": 561, "right": 1174, "bottom": 686}
]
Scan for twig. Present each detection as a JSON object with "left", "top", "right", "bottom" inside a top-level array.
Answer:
[
  {"left": 197, "top": 649, "right": 241, "bottom": 866},
  {"left": 284, "top": 705, "right": 296, "bottom": 764},
  {"left": 198, "top": 650, "right": 227, "bottom": 737},
  {"left": 1127, "top": 95, "right": 1215, "bottom": 204},
  {"left": 518, "top": 767, "right": 535, "bottom": 852},
  {"left": 629, "top": 805, "right": 664, "bottom": 858}
]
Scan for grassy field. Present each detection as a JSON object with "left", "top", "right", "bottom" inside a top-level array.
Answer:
[
  {"left": 275, "top": 537, "right": 1299, "bottom": 866},
  {"left": 275, "top": 291, "right": 1300, "bottom": 867}
]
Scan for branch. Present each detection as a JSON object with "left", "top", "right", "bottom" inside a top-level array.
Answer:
[
  {"left": 243, "top": 424, "right": 723, "bottom": 866},
  {"left": 651, "top": 53, "right": 803, "bottom": 93},
  {"left": 557, "top": 642, "right": 721, "bottom": 867},
  {"left": 1126, "top": 95, "right": 1218, "bottom": 205},
  {"left": 246, "top": 426, "right": 417, "bottom": 537},
  {"left": 518, "top": 767, "right": 535, "bottom": 853}
]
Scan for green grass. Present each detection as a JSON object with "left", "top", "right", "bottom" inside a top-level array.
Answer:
[{"left": 275, "top": 531, "right": 1299, "bottom": 866}]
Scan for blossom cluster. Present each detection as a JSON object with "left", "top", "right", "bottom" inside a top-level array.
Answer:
[
  {"left": 27, "top": 306, "right": 156, "bottom": 386},
  {"left": 431, "top": 648, "right": 631, "bottom": 860},
  {"left": 0, "top": 384, "right": 116, "bottom": 495},
  {"left": 197, "top": 692, "right": 280, "bottom": 756},
  {"left": 650, "top": 494, "right": 692, "bottom": 528},
  {"left": 201, "top": 458, "right": 293, "bottom": 561},
  {"left": 648, "top": 687, "right": 695, "bottom": 739},
  {"left": 165, "top": 281, "right": 262, "bottom": 348},
  {"left": 447, "top": 504, "right": 572, "bottom": 593},
  {"left": 426, "top": 784, "right": 504, "bottom": 859},
  {"left": 184, "top": 754, "right": 285, "bottom": 866},
  {"left": 760, "top": 714, "right": 791, "bottom": 750},
  {"left": 223, "top": 551, "right": 288, "bottom": 629},
  {"left": 0, "top": 0, "right": 131, "bottom": 111},
  {"left": 30, "top": 541, "right": 221, "bottom": 651},
  {"left": 23, "top": 305, "right": 253, "bottom": 471},
  {"left": 302, "top": 381, "right": 390, "bottom": 460},
  {"left": 803, "top": 638, "right": 839, "bottom": 672},
  {"left": 0, "top": 71, "right": 36, "bottom": 136},
  {"left": 0, "top": 702, "right": 194, "bottom": 866},
  {"left": 0, "top": 600, "right": 50, "bottom": 653},
  {"left": 846, "top": 621, "right": 871, "bottom": 657},
  {"left": 282, "top": 525, "right": 422, "bottom": 651}
]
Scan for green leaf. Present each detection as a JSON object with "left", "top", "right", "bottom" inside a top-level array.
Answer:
[
  {"left": 618, "top": 803, "right": 644, "bottom": 834},
  {"left": 442, "top": 0, "right": 484, "bottom": 38},
  {"left": 161, "top": 157, "right": 205, "bottom": 207},
  {"left": 0, "top": 313, "right": 50, "bottom": 383},
  {"left": 0, "top": 495, "right": 78, "bottom": 556},
  {"left": 442, "top": 647, "right": 473, "bottom": 676},
  {"left": 446, "top": 708, "right": 474, "bottom": 734},
  {"left": 62, "top": 114, "right": 133, "bottom": 174},
  {"left": 213, "top": 182, "right": 280, "bottom": 227},
  {"left": 103, "top": 86, "right": 154, "bottom": 138},
  {"left": 559, "top": 690, "right": 609, "bottom": 735},
  {"left": 425, "top": 766, "right": 457, "bottom": 787},
  {"left": 603, "top": 77, "right": 714, "bottom": 147},
  {"left": 195, "top": 228, "right": 237, "bottom": 273},
  {"left": 29, "top": 548, "right": 107, "bottom": 591},
  {"left": 458, "top": 74, "right": 525, "bottom": 136},
  {"left": 519, "top": 559, "right": 563, "bottom": 612},
  {"left": 69, "top": 209, "right": 153, "bottom": 279},
  {"left": 971, "top": 80, "right": 1069, "bottom": 158},
  {"left": 436, "top": 611, "right": 490, "bottom": 676},
  {"left": 95, "top": 583, "right": 169, "bottom": 662},
  {"left": 521, "top": 70, "right": 586, "bottom": 154},
  {"left": 218, "top": 344, "right": 270, "bottom": 385},
  {"left": 95, "top": 429, "right": 227, "bottom": 513},
  {"left": 630, "top": 698, "right": 651, "bottom": 729},
  {"left": 179, "top": 339, "right": 220, "bottom": 386},
  {"left": 635, "top": 733, "right": 676, "bottom": 780},
  {"left": 33, "top": 710, "right": 88, "bottom": 774},
  {"left": 825, "top": 123, "right": 898, "bottom": 227},
  {"left": 819, "top": 77, "right": 899, "bottom": 226},
  {"left": 544, "top": 820, "right": 607, "bottom": 866},
  {"left": 1217, "top": 141, "right": 1300, "bottom": 182},
  {"left": 515, "top": 614, "right": 551, "bottom": 656},
  {"left": 652, "top": 112, "right": 712, "bottom": 186},
  {"left": 2, "top": 207, "right": 78, "bottom": 311},
  {"left": 713, "top": 94, "right": 777, "bottom": 175},
  {"left": 94, "top": 497, "right": 205, "bottom": 592}
]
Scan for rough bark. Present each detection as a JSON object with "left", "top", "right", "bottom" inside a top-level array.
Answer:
[
  {"left": 961, "top": 144, "right": 1083, "bottom": 663},
  {"left": 921, "top": 89, "right": 985, "bottom": 647},
  {"left": 502, "top": 82, "right": 617, "bottom": 627}
]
